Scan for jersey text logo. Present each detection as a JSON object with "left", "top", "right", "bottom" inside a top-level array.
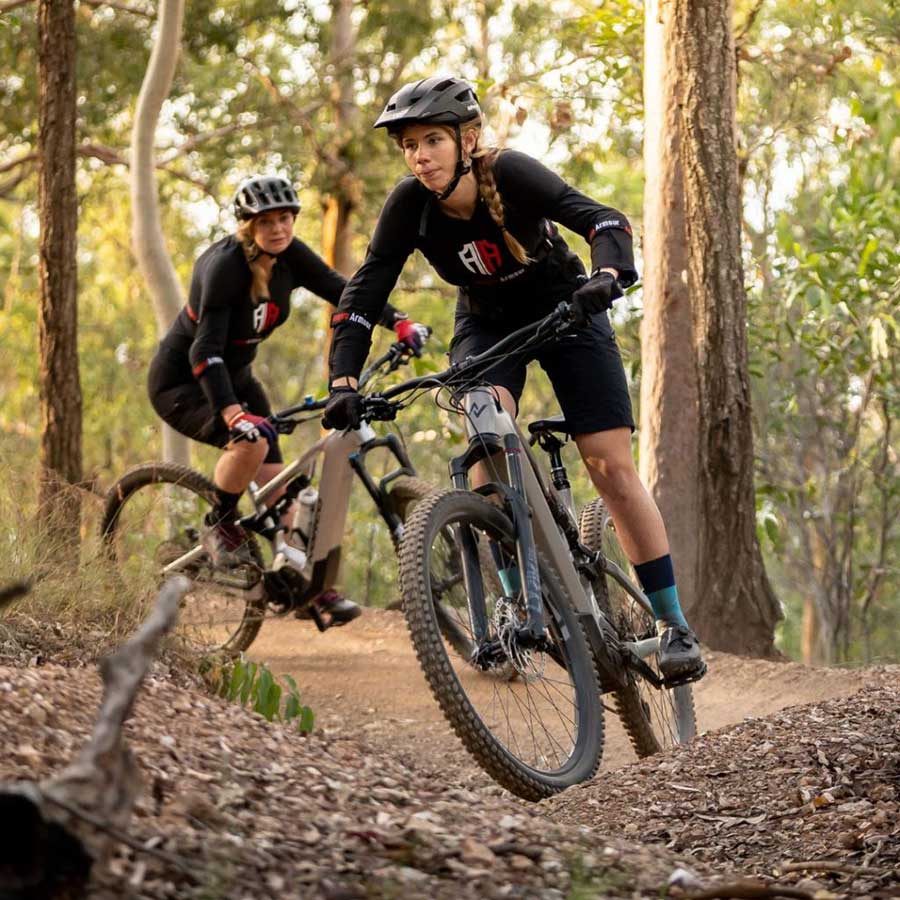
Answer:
[
  {"left": 252, "top": 301, "right": 280, "bottom": 333},
  {"left": 459, "top": 240, "right": 503, "bottom": 275}
]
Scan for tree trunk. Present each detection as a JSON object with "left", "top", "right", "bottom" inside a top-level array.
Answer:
[
  {"left": 672, "top": 0, "right": 781, "bottom": 657},
  {"left": 130, "top": 0, "right": 190, "bottom": 466},
  {"left": 640, "top": 0, "right": 701, "bottom": 615},
  {"left": 801, "top": 594, "right": 823, "bottom": 665},
  {"left": 321, "top": 0, "right": 359, "bottom": 379},
  {"left": 37, "top": 0, "right": 82, "bottom": 567}
]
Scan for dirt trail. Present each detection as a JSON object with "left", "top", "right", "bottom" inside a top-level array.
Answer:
[{"left": 250, "top": 608, "right": 870, "bottom": 786}]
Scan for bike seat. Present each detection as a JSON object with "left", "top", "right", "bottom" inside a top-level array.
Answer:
[{"left": 527, "top": 415, "right": 572, "bottom": 437}]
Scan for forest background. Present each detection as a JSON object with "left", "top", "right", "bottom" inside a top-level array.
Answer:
[{"left": 0, "top": 0, "right": 897, "bottom": 667}]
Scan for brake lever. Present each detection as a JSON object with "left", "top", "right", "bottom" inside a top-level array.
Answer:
[
  {"left": 553, "top": 300, "right": 575, "bottom": 333},
  {"left": 270, "top": 415, "right": 302, "bottom": 435},
  {"left": 361, "top": 395, "right": 399, "bottom": 422}
]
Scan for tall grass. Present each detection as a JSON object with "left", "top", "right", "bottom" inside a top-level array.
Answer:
[{"left": 0, "top": 454, "right": 167, "bottom": 664}]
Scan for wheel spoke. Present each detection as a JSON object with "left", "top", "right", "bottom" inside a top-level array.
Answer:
[
  {"left": 400, "top": 490, "right": 604, "bottom": 799},
  {"left": 100, "top": 466, "right": 265, "bottom": 655},
  {"left": 578, "top": 497, "right": 697, "bottom": 757}
]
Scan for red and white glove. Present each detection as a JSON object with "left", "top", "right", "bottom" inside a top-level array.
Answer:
[
  {"left": 393, "top": 317, "right": 431, "bottom": 356},
  {"left": 226, "top": 410, "right": 278, "bottom": 446}
]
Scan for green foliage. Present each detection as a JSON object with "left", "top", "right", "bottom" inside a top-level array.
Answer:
[
  {"left": 4, "top": 0, "right": 897, "bottom": 669},
  {"left": 210, "top": 653, "right": 315, "bottom": 732},
  {"left": 750, "top": 82, "right": 899, "bottom": 664}
]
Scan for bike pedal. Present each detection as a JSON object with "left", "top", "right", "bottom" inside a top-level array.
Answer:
[{"left": 662, "top": 661, "right": 708, "bottom": 688}]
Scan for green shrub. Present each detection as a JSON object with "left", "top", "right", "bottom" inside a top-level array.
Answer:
[{"left": 209, "top": 654, "right": 314, "bottom": 733}]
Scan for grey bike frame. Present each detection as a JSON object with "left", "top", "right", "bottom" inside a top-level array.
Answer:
[
  {"left": 461, "top": 387, "right": 658, "bottom": 663},
  {"left": 161, "top": 423, "right": 376, "bottom": 593}
]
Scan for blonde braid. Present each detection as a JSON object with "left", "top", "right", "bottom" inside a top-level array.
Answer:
[
  {"left": 470, "top": 139, "right": 532, "bottom": 265},
  {"left": 236, "top": 218, "right": 270, "bottom": 303}
]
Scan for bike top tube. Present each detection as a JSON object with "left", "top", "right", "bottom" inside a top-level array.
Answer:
[{"left": 376, "top": 301, "right": 573, "bottom": 403}]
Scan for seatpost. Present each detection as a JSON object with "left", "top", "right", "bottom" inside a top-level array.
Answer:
[{"left": 536, "top": 432, "right": 577, "bottom": 522}]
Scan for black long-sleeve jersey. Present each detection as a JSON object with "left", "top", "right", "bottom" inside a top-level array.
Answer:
[
  {"left": 329, "top": 149, "right": 638, "bottom": 380},
  {"left": 158, "top": 234, "right": 398, "bottom": 411}
]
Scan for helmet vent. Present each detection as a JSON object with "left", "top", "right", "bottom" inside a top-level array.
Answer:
[{"left": 434, "top": 78, "right": 456, "bottom": 93}]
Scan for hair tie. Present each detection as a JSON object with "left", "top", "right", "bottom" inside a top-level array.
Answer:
[{"left": 498, "top": 224, "right": 507, "bottom": 232}]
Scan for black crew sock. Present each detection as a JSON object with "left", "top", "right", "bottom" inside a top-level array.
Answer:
[{"left": 211, "top": 487, "right": 241, "bottom": 524}]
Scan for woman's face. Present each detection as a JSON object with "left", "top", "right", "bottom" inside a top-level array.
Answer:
[
  {"left": 252, "top": 209, "right": 296, "bottom": 255},
  {"left": 399, "top": 123, "right": 463, "bottom": 193}
]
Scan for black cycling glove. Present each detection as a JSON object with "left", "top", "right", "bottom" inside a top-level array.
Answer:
[
  {"left": 570, "top": 271, "right": 623, "bottom": 325},
  {"left": 322, "top": 387, "right": 363, "bottom": 431}
]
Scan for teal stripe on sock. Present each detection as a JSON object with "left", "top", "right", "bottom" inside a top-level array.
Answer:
[{"left": 645, "top": 585, "right": 688, "bottom": 628}]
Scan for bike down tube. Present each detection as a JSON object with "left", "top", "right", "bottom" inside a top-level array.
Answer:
[
  {"left": 305, "top": 427, "right": 365, "bottom": 593},
  {"left": 462, "top": 389, "right": 595, "bottom": 618}
]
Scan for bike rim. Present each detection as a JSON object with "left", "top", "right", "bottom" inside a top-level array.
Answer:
[
  {"left": 618, "top": 597, "right": 691, "bottom": 747},
  {"left": 105, "top": 477, "right": 263, "bottom": 653},
  {"left": 425, "top": 511, "right": 593, "bottom": 777}
]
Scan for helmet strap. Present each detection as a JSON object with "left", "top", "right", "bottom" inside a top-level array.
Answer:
[{"left": 434, "top": 124, "right": 472, "bottom": 201}]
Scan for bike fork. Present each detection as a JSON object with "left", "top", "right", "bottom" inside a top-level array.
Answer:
[{"left": 500, "top": 434, "right": 545, "bottom": 642}]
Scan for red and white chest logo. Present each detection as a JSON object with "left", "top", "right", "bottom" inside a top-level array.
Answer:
[
  {"left": 458, "top": 240, "right": 503, "bottom": 275},
  {"left": 252, "top": 301, "right": 280, "bottom": 333}
]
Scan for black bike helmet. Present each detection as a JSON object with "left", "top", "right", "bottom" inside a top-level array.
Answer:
[
  {"left": 375, "top": 77, "right": 482, "bottom": 200},
  {"left": 373, "top": 76, "right": 481, "bottom": 132},
  {"left": 233, "top": 175, "right": 300, "bottom": 221}
]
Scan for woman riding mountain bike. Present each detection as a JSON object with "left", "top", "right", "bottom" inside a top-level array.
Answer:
[
  {"left": 322, "top": 75, "right": 705, "bottom": 681},
  {"left": 147, "top": 174, "right": 429, "bottom": 627}
]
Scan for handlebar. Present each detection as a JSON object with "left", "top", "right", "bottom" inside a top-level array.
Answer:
[
  {"left": 360, "top": 301, "right": 574, "bottom": 421},
  {"left": 260, "top": 304, "right": 572, "bottom": 436},
  {"left": 268, "top": 328, "right": 433, "bottom": 434}
]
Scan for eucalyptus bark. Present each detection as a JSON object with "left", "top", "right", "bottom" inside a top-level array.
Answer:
[
  {"left": 37, "top": 0, "right": 82, "bottom": 565},
  {"left": 640, "top": 0, "right": 701, "bottom": 614},
  {"left": 130, "top": 0, "right": 189, "bottom": 465},
  {"left": 672, "top": 0, "right": 780, "bottom": 656},
  {"left": 321, "top": 0, "right": 360, "bottom": 378}
]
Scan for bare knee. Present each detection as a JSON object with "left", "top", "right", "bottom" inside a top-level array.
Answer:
[
  {"left": 233, "top": 439, "right": 269, "bottom": 467},
  {"left": 217, "top": 439, "right": 269, "bottom": 489},
  {"left": 584, "top": 456, "right": 642, "bottom": 507}
]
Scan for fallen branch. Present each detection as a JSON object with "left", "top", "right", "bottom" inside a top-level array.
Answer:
[
  {"left": 0, "top": 576, "right": 190, "bottom": 899},
  {"left": 42, "top": 793, "right": 197, "bottom": 876},
  {"left": 780, "top": 860, "right": 881, "bottom": 876},
  {"left": 684, "top": 880, "right": 813, "bottom": 900}
]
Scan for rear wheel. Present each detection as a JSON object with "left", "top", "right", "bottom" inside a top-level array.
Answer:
[
  {"left": 100, "top": 462, "right": 266, "bottom": 655},
  {"left": 400, "top": 489, "right": 604, "bottom": 800},
  {"left": 579, "top": 498, "right": 696, "bottom": 755}
]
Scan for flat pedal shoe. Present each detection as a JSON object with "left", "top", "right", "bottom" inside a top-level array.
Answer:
[
  {"left": 663, "top": 659, "right": 708, "bottom": 688},
  {"left": 298, "top": 589, "right": 361, "bottom": 631},
  {"left": 658, "top": 624, "right": 704, "bottom": 681}
]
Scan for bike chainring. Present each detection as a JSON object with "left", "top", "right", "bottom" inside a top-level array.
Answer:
[{"left": 263, "top": 566, "right": 309, "bottom": 614}]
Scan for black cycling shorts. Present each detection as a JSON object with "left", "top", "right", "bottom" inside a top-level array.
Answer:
[
  {"left": 147, "top": 345, "right": 283, "bottom": 463},
  {"left": 449, "top": 311, "right": 635, "bottom": 435}
]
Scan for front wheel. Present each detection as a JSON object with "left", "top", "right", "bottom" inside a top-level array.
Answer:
[
  {"left": 399, "top": 490, "right": 604, "bottom": 801},
  {"left": 99, "top": 462, "right": 267, "bottom": 655},
  {"left": 387, "top": 476, "right": 507, "bottom": 672},
  {"left": 579, "top": 498, "right": 696, "bottom": 756}
]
